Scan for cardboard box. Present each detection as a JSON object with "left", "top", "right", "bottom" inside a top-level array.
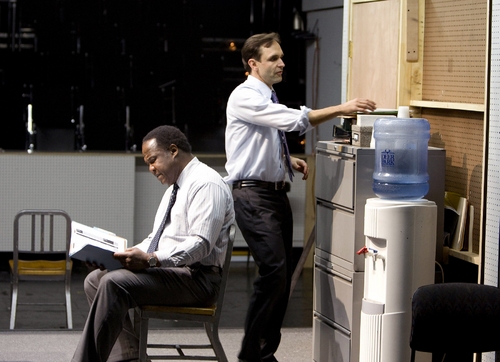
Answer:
[{"left": 351, "top": 125, "right": 373, "bottom": 147}]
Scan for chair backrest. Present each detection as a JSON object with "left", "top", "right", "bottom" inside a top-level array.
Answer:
[
  {"left": 410, "top": 282, "right": 500, "bottom": 354},
  {"left": 214, "top": 223, "right": 235, "bottom": 314},
  {"left": 12, "top": 209, "right": 72, "bottom": 274}
]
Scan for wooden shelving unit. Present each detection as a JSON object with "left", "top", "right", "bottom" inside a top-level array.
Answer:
[{"left": 347, "top": 0, "right": 488, "bottom": 282}]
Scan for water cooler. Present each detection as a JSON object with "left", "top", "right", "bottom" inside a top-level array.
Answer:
[
  {"left": 358, "top": 116, "right": 436, "bottom": 361},
  {"left": 358, "top": 198, "right": 436, "bottom": 362}
]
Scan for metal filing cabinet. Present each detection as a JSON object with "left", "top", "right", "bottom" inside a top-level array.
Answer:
[{"left": 313, "top": 141, "right": 445, "bottom": 362}]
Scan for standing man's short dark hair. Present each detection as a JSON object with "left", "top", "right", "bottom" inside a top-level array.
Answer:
[{"left": 241, "top": 32, "right": 281, "bottom": 73}]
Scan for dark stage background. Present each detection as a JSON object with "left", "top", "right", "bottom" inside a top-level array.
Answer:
[{"left": 0, "top": 0, "right": 308, "bottom": 153}]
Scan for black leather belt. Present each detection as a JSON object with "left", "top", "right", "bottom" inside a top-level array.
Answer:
[{"left": 233, "top": 180, "right": 286, "bottom": 191}]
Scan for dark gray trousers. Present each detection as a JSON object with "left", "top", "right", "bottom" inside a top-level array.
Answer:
[
  {"left": 72, "top": 266, "right": 221, "bottom": 362},
  {"left": 233, "top": 187, "right": 293, "bottom": 362}
]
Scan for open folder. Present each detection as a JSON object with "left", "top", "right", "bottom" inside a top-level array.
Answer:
[{"left": 69, "top": 221, "right": 127, "bottom": 271}]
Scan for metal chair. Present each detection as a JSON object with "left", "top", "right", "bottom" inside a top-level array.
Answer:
[
  {"left": 134, "top": 224, "right": 236, "bottom": 362},
  {"left": 9, "top": 209, "right": 73, "bottom": 329},
  {"left": 410, "top": 282, "right": 500, "bottom": 362}
]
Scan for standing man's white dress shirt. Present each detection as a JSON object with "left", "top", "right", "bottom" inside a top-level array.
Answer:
[{"left": 225, "top": 75, "right": 313, "bottom": 184}]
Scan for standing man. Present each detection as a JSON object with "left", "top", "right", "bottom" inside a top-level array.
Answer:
[
  {"left": 72, "top": 125, "right": 235, "bottom": 362},
  {"left": 225, "top": 32, "right": 376, "bottom": 362}
]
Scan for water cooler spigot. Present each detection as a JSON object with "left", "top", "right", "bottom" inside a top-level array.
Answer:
[{"left": 357, "top": 245, "right": 386, "bottom": 269}]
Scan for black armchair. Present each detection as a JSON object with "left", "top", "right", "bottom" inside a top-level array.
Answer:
[{"left": 410, "top": 282, "right": 500, "bottom": 361}]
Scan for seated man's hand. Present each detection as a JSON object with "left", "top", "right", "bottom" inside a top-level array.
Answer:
[{"left": 113, "top": 247, "right": 149, "bottom": 271}]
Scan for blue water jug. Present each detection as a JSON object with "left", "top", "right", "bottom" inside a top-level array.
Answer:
[{"left": 372, "top": 117, "right": 430, "bottom": 200}]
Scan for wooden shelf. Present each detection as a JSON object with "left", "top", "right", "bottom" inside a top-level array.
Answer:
[
  {"left": 448, "top": 248, "right": 481, "bottom": 265},
  {"left": 410, "top": 100, "right": 485, "bottom": 113}
]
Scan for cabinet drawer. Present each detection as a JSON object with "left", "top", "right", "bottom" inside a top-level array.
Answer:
[
  {"left": 313, "top": 262, "right": 363, "bottom": 332},
  {"left": 316, "top": 202, "right": 355, "bottom": 265},
  {"left": 316, "top": 202, "right": 365, "bottom": 271},
  {"left": 313, "top": 315, "right": 350, "bottom": 362},
  {"left": 315, "top": 152, "right": 354, "bottom": 209}
]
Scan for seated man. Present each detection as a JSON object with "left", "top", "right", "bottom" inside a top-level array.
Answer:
[{"left": 72, "top": 125, "right": 235, "bottom": 362}]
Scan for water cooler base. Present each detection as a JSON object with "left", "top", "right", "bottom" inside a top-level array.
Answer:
[{"left": 359, "top": 198, "right": 436, "bottom": 362}]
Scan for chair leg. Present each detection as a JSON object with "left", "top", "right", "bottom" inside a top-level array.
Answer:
[
  {"left": 10, "top": 283, "right": 18, "bottom": 330},
  {"left": 204, "top": 322, "right": 228, "bottom": 362},
  {"left": 65, "top": 279, "right": 73, "bottom": 329},
  {"left": 138, "top": 313, "right": 149, "bottom": 362},
  {"left": 410, "top": 349, "right": 415, "bottom": 362}
]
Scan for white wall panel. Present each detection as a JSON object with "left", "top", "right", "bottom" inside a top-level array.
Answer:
[{"left": 0, "top": 153, "right": 135, "bottom": 250}]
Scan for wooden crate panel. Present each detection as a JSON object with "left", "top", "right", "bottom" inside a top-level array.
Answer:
[{"left": 349, "top": 0, "right": 399, "bottom": 109}]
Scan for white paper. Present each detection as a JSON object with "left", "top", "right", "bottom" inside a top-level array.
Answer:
[{"left": 69, "top": 221, "right": 127, "bottom": 271}]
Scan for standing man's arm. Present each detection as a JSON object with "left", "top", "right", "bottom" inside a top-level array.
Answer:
[
  {"left": 286, "top": 98, "right": 375, "bottom": 181},
  {"left": 307, "top": 98, "right": 377, "bottom": 127}
]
